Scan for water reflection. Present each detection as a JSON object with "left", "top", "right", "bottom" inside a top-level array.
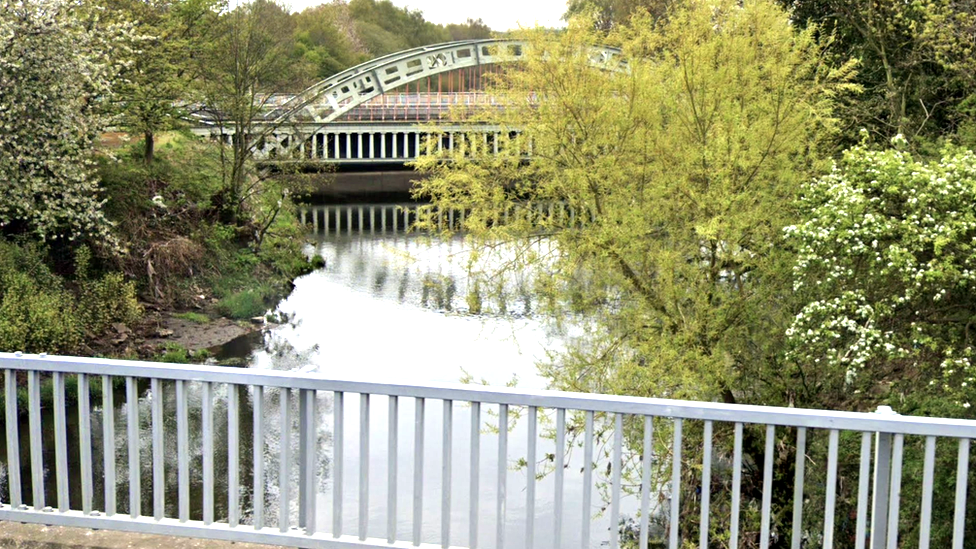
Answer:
[
  {"left": 232, "top": 226, "right": 638, "bottom": 547},
  {"left": 0, "top": 378, "right": 269, "bottom": 522},
  {"left": 0, "top": 208, "right": 640, "bottom": 548}
]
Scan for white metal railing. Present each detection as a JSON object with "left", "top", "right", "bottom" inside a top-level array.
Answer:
[{"left": 0, "top": 352, "right": 974, "bottom": 548}]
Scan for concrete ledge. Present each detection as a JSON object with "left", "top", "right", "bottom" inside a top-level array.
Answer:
[
  {"left": 307, "top": 170, "right": 423, "bottom": 201},
  {"left": 0, "top": 522, "right": 276, "bottom": 549}
]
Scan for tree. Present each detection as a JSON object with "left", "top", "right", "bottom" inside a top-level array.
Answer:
[
  {"left": 781, "top": 0, "right": 976, "bottom": 145},
  {"left": 563, "top": 0, "right": 674, "bottom": 30},
  {"left": 413, "top": 2, "right": 854, "bottom": 541},
  {"left": 416, "top": 0, "right": 851, "bottom": 406},
  {"left": 446, "top": 18, "right": 492, "bottom": 41},
  {"left": 348, "top": 0, "right": 449, "bottom": 55},
  {"left": 293, "top": 2, "right": 367, "bottom": 80},
  {"left": 785, "top": 138, "right": 976, "bottom": 546},
  {"left": 786, "top": 138, "right": 976, "bottom": 414},
  {"left": 923, "top": 0, "right": 976, "bottom": 147},
  {"left": 198, "top": 0, "right": 306, "bottom": 225},
  {"left": 0, "top": 0, "right": 128, "bottom": 247},
  {"left": 97, "top": 0, "right": 221, "bottom": 164}
]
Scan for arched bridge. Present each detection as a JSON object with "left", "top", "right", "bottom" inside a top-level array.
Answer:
[{"left": 193, "top": 39, "right": 622, "bottom": 165}]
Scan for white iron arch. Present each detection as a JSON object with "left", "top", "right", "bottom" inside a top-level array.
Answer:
[{"left": 265, "top": 39, "right": 623, "bottom": 126}]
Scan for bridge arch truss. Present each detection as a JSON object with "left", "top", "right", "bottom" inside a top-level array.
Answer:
[{"left": 205, "top": 39, "right": 622, "bottom": 162}]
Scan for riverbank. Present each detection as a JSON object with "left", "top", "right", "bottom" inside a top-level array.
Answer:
[
  {"left": 88, "top": 306, "right": 265, "bottom": 361},
  {"left": 0, "top": 133, "right": 316, "bottom": 361}
]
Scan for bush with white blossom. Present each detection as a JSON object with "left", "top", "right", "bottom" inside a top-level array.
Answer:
[
  {"left": 786, "top": 137, "right": 976, "bottom": 411},
  {"left": 0, "top": 0, "right": 128, "bottom": 247}
]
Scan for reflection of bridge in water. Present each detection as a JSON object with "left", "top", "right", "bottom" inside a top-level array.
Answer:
[{"left": 298, "top": 202, "right": 591, "bottom": 236}]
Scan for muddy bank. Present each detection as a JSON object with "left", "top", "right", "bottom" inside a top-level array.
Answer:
[{"left": 88, "top": 307, "right": 264, "bottom": 360}]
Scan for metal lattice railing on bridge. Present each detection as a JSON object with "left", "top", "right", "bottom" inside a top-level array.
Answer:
[{"left": 0, "top": 352, "right": 974, "bottom": 549}]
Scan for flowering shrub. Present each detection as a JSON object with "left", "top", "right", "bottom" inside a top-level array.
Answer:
[
  {"left": 0, "top": 0, "right": 128, "bottom": 248},
  {"left": 786, "top": 138, "right": 976, "bottom": 411}
]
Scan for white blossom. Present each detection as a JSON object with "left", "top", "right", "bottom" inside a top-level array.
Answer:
[{"left": 0, "top": 0, "right": 131, "bottom": 249}]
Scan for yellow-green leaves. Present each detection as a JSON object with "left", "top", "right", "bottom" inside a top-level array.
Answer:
[{"left": 413, "top": 0, "right": 843, "bottom": 406}]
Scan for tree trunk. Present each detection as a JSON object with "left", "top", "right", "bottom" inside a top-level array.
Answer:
[{"left": 144, "top": 130, "right": 155, "bottom": 164}]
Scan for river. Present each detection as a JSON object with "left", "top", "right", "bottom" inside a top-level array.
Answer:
[{"left": 0, "top": 203, "right": 643, "bottom": 548}]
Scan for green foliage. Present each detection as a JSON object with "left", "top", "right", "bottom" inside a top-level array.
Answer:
[
  {"left": 0, "top": 271, "right": 83, "bottom": 354},
  {"left": 217, "top": 289, "right": 269, "bottom": 319},
  {"left": 564, "top": 0, "right": 670, "bottom": 31},
  {"left": 348, "top": 0, "right": 449, "bottom": 56},
  {"left": 93, "top": 0, "right": 222, "bottom": 163},
  {"left": 97, "top": 135, "right": 221, "bottom": 304},
  {"left": 158, "top": 342, "right": 190, "bottom": 363},
  {"left": 157, "top": 342, "right": 212, "bottom": 363},
  {"left": 445, "top": 18, "right": 492, "bottom": 41},
  {"left": 414, "top": 2, "right": 851, "bottom": 542},
  {"left": 291, "top": 0, "right": 492, "bottom": 78},
  {"left": 293, "top": 2, "right": 367, "bottom": 79},
  {"left": 0, "top": 240, "right": 81, "bottom": 353},
  {"left": 416, "top": 0, "right": 850, "bottom": 403},
  {"left": 97, "top": 134, "right": 310, "bottom": 316},
  {"left": 783, "top": 141, "right": 976, "bottom": 546},
  {"left": 783, "top": 0, "right": 976, "bottom": 146},
  {"left": 99, "top": 133, "right": 224, "bottom": 219},
  {"left": 78, "top": 273, "right": 143, "bottom": 336},
  {"left": 786, "top": 141, "right": 976, "bottom": 413},
  {"left": 0, "top": 239, "right": 146, "bottom": 353}
]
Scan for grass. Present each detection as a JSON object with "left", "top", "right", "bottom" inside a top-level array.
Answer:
[
  {"left": 172, "top": 311, "right": 210, "bottom": 324},
  {"left": 216, "top": 289, "right": 269, "bottom": 320},
  {"left": 158, "top": 342, "right": 190, "bottom": 363}
]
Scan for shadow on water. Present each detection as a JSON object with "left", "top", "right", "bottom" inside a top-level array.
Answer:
[
  {"left": 0, "top": 368, "right": 334, "bottom": 529},
  {"left": 212, "top": 330, "right": 265, "bottom": 365}
]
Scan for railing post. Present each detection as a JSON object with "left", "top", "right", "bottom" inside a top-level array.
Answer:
[
  {"left": 871, "top": 406, "right": 897, "bottom": 549},
  {"left": 301, "top": 389, "right": 317, "bottom": 535},
  {"left": 298, "top": 390, "right": 308, "bottom": 529}
]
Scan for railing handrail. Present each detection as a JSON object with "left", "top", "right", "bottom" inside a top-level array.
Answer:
[{"left": 3, "top": 352, "right": 975, "bottom": 438}]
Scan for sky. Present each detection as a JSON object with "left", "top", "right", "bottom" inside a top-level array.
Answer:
[{"left": 286, "top": 0, "right": 569, "bottom": 32}]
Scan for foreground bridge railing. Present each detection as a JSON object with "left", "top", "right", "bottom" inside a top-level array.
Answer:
[{"left": 0, "top": 353, "right": 974, "bottom": 549}]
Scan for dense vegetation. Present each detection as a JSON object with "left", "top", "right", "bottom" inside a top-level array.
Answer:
[
  {"left": 414, "top": 0, "right": 976, "bottom": 546},
  {"left": 3, "top": 0, "right": 976, "bottom": 544},
  {"left": 0, "top": 0, "right": 482, "bottom": 357}
]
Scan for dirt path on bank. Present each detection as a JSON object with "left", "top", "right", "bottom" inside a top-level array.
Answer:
[{"left": 0, "top": 523, "right": 277, "bottom": 549}]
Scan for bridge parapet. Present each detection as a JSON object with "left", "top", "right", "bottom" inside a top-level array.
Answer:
[
  {"left": 1, "top": 352, "right": 974, "bottom": 549},
  {"left": 191, "top": 123, "right": 527, "bottom": 165}
]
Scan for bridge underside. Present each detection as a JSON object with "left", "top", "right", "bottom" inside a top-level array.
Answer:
[{"left": 295, "top": 169, "right": 420, "bottom": 202}]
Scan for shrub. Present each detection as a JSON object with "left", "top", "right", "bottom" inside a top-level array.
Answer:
[
  {"left": 79, "top": 272, "right": 143, "bottom": 335},
  {"left": 0, "top": 272, "right": 82, "bottom": 353}
]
